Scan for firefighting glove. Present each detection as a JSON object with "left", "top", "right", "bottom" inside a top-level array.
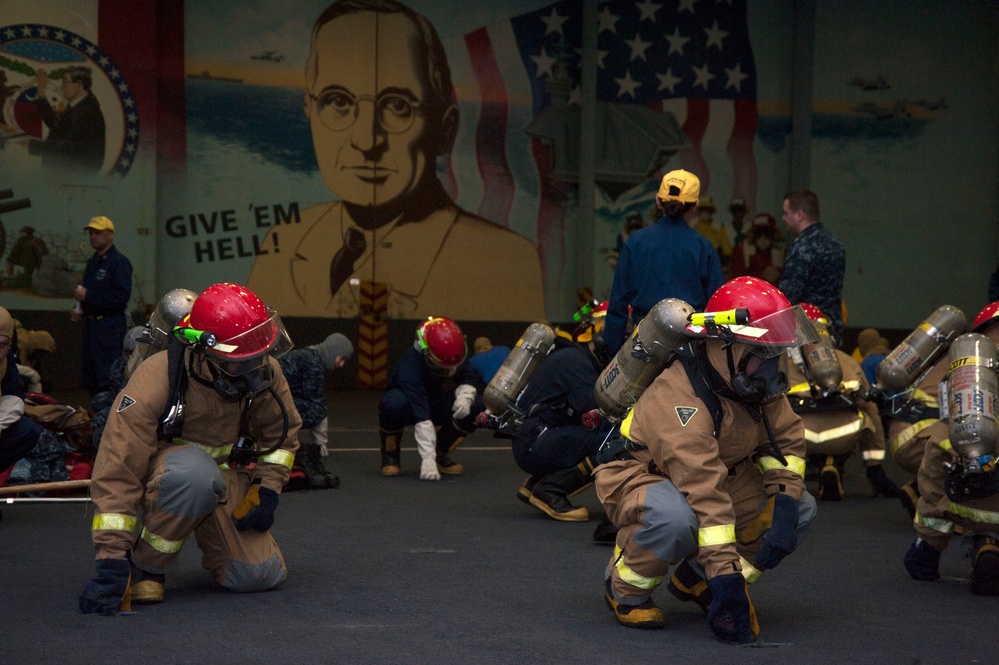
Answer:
[
  {"left": 414, "top": 419, "right": 440, "bottom": 481},
  {"left": 754, "top": 494, "right": 799, "bottom": 570},
  {"left": 79, "top": 558, "right": 131, "bottom": 616},
  {"left": 706, "top": 573, "right": 758, "bottom": 644},
  {"left": 452, "top": 384, "right": 476, "bottom": 420},
  {"left": 232, "top": 485, "right": 279, "bottom": 532},
  {"left": 866, "top": 464, "right": 900, "bottom": 497},
  {"left": 904, "top": 539, "right": 941, "bottom": 581}
]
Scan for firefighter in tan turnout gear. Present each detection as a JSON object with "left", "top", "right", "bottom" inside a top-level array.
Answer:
[
  {"left": 786, "top": 302, "right": 897, "bottom": 501},
  {"left": 594, "top": 276, "right": 819, "bottom": 644},
  {"left": 903, "top": 301, "right": 999, "bottom": 595},
  {"left": 79, "top": 283, "right": 302, "bottom": 615}
]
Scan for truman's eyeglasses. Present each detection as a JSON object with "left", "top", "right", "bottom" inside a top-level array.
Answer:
[{"left": 307, "top": 90, "right": 423, "bottom": 134}]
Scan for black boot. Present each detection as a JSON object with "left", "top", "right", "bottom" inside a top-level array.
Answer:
[
  {"left": 380, "top": 429, "right": 402, "bottom": 477},
  {"left": 528, "top": 458, "right": 595, "bottom": 522},
  {"left": 517, "top": 474, "right": 543, "bottom": 504},
  {"left": 297, "top": 442, "right": 339, "bottom": 489},
  {"left": 818, "top": 455, "right": 844, "bottom": 501},
  {"left": 435, "top": 421, "right": 468, "bottom": 475}
]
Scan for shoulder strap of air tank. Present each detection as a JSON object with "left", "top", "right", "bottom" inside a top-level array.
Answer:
[
  {"left": 157, "top": 337, "right": 189, "bottom": 440},
  {"left": 674, "top": 342, "right": 723, "bottom": 438}
]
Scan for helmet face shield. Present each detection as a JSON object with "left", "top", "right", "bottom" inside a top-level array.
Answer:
[
  {"left": 730, "top": 306, "right": 820, "bottom": 358},
  {"left": 207, "top": 312, "right": 293, "bottom": 375}
]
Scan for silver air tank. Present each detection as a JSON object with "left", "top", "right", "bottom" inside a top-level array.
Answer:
[
  {"left": 944, "top": 333, "right": 999, "bottom": 474},
  {"left": 594, "top": 298, "right": 693, "bottom": 421},
  {"left": 482, "top": 323, "right": 556, "bottom": 416},
  {"left": 126, "top": 288, "right": 198, "bottom": 378},
  {"left": 875, "top": 304, "right": 967, "bottom": 393},
  {"left": 801, "top": 321, "right": 843, "bottom": 394}
]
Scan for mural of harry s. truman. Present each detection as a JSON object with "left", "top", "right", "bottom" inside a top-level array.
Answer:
[{"left": 247, "top": 0, "right": 545, "bottom": 321}]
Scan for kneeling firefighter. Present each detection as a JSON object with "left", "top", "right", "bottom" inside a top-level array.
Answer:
[
  {"left": 786, "top": 302, "right": 896, "bottom": 501},
  {"left": 79, "top": 283, "right": 302, "bottom": 615},
  {"left": 594, "top": 276, "right": 819, "bottom": 644},
  {"left": 377, "top": 317, "right": 485, "bottom": 480},
  {"left": 904, "top": 302, "right": 999, "bottom": 596},
  {"left": 507, "top": 302, "right": 612, "bottom": 522}
]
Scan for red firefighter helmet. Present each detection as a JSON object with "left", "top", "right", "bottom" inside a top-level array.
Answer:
[
  {"left": 686, "top": 276, "right": 818, "bottom": 357},
  {"left": 183, "top": 283, "right": 292, "bottom": 374},
  {"left": 972, "top": 302, "right": 999, "bottom": 333},
  {"left": 799, "top": 302, "right": 829, "bottom": 326},
  {"left": 417, "top": 317, "right": 467, "bottom": 372}
]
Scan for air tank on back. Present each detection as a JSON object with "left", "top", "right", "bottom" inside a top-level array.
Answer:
[
  {"left": 801, "top": 320, "right": 843, "bottom": 394},
  {"left": 126, "top": 288, "right": 198, "bottom": 379},
  {"left": 944, "top": 332, "right": 999, "bottom": 474},
  {"left": 594, "top": 298, "right": 693, "bottom": 421},
  {"left": 481, "top": 322, "right": 556, "bottom": 417},
  {"left": 875, "top": 304, "right": 967, "bottom": 394}
]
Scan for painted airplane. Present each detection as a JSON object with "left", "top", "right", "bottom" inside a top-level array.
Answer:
[
  {"left": 847, "top": 76, "right": 890, "bottom": 91},
  {"left": 251, "top": 50, "right": 284, "bottom": 62}
]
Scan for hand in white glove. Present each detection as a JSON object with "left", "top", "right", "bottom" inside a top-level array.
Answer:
[
  {"left": 452, "top": 384, "right": 477, "bottom": 420},
  {"left": 414, "top": 419, "right": 440, "bottom": 481}
]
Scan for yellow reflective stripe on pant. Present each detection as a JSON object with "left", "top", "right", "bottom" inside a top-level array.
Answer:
[
  {"left": 803, "top": 415, "right": 864, "bottom": 443},
  {"left": 259, "top": 448, "right": 295, "bottom": 469},
  {"left": 92, "top": 513, "right": 138, "bottom": 533},
  {"left": 699, "top": 524, "right": 736, "bottom": 547},
  {"left": 915, "top": 511, "right": 955, "bottom": 534},
  {"left": 140, "top": 525, "right": 188, "bottom": 554},
  {"left": 613, "top": 545, "right": 664, "bottom": 590},
  {"left": 888, "top": 419, "right": 938, "bottom": 457},
  {"left": 757, "top": 455, "right": 806, "bottom": 478}
]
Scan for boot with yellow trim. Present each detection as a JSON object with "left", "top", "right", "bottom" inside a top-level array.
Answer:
[
  {"left": 435, "top": 421, "right": 467, "bottom": 475},
  {"left": 970, "top": 535, "right": 999, "bottom": 596},
  {"left": 528, "top": 457, "right": 595, "bottom": 522},
  {"left": 379, "top": 428, "right": 402, "bottom": 477},
  {"left": 130, "top": 563, "right": 165, "bottom": 605},
  {"left": 818, "top": 455, "right": 844, "bottom": 501},
  {"left": 667, "top": 557, "right": 712, "bottom": 614},
  {"left": 604, "top": 578, "right": 665, "bottom": 629},
  {"left": 517, "top": 474, "right": 543, "bottom": 504}
]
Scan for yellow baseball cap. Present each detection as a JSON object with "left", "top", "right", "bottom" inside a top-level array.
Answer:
[
  {"left": 84, "top": 216, "right": 115, "bottom": 232},
  {"left": 658, "top": 169, "right": 700, "bottom": 204}
]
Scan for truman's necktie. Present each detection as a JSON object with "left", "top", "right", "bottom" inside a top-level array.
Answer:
[{"left": 329, "top": 227, "right": 367, "bottom": 298}]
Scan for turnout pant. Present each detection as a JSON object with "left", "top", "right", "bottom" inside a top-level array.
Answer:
[
  {"left": 595, "top": 458, "right": 816, "bottom": 604},
  {"left": 130, "top": 444, "right": 287, "bottom": 592}
]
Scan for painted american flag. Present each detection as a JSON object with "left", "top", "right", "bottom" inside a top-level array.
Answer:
[{"left": 447, "top": 0, "right": 759, "bottom": 301}]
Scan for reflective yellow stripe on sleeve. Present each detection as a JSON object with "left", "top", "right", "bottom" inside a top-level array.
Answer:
[
  {"left": 259, "top": 448, "right": 295, "bottom": 469},
  {"left": 613, "top": 545, "right": 663, "bottom": 590},
  {"left": 139, "top": 526, "right": 188, "bottom": 554},
  {"left": 888, "top": 419, "right": 938, "bottom": 457},
  {"left": 757, "top": 455, "right": 806, "bottom": 478},
  {"left": 91, "top": 513, "right": 138, "bottom": 533},
  {"left": 914, "top": 511, "right": 955, "bottom": 534},
  {"left": 948, "top": 502, "right": 999, "bottom": 525},
  {"left": 862, "top": 450, "right": 886, "bottom": 461},
  {"left": 739, "top": 556, "right": 762, "bottom": 584},
  {"left": 619, "top": 408, "right": 636, "bottom": 441},
  {"left": 173, "top": 437, "right": 233, "bottom": 463},
  {"left": 699, "top": 524, "right": 736, "bottom": 547},
  {"left": 803, "top": 416, "right": 864, "bottom": 443}
]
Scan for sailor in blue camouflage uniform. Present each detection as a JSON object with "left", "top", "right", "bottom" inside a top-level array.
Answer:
[
  {"left": 278, "top": 333, "right": 354, "bottom": 488},
  {"left": 778, "top": 190, "right": 846, "bottom": 345}
]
